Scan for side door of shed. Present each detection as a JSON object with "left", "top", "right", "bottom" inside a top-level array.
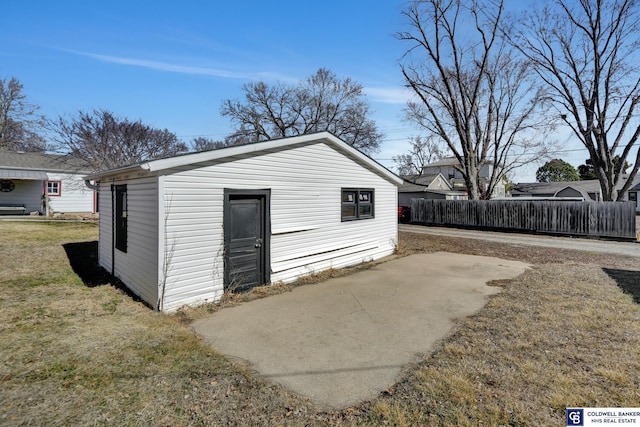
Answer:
[{"left": 223, "top": 189, "right": 270, "bottom": 293}]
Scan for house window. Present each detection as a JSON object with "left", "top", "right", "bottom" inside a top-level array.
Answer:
[
  {"left": 47, "top": 181, "right": 61, "bottom": 196},
  {"left": 630, "top": 192, "right": 637, "bottom": 202},
  {"left": 114, "top": 185, "right": 127, "bottom": 252},
  {"left": 341, "top": 188, "right": 374, "bottom": 221}
]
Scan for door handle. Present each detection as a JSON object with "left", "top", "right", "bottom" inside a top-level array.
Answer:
[{"left": 255, "top": 239, "right": 262, "bottom": 248}]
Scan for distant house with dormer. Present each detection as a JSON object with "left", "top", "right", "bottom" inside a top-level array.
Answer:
[
  {"left": 420, "top": 156, "right": 506, "bottom": 198},
  {"left": 398, "top": 173, "right": 467, "bottom": 205}
]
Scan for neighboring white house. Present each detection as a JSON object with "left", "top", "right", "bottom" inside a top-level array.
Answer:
[
  {"left": 0, "top": 151, "right": 95, "bottom": 215},
  {"left": 86, "top": 132, "right": 403, "bottom": 312},
  {"left": 398, "top": 173, "right": 467, "bottom": 205},
  {"left": 421, "top": 156, "right": 505, "bottom": 198}
]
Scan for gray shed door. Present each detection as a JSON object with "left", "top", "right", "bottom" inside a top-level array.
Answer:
[{"left": 224, "top": 194, "right": 268, "bottom": 293}]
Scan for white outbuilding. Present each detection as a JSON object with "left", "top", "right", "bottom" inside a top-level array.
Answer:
[
  {"left": 86, "top": 132, "right": 403, "bottom": 312},
  {"left": 0, "top": 151, "right": 95, "bottom": 215}
]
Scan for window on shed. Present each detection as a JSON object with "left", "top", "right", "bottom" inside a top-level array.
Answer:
[
  {"left": 114, "top": 185, "right": 128, "bottom": 252},
  {"left": 341, "top": 188, "right": 374, "bottom": 221},
  {"left": 630, "top": 192, "right": 637, "bottom": 202},
  {"left": 47, "top": 181, "right": 61, "bottom": 196}
]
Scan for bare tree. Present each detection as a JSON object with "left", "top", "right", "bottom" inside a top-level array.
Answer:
[
  {"left": 392, "top": 135, "right": 446, "bottom": 176},
  {"left": 190, "top": 136, "right": 229, "bottom": 152},
  {"left": 578, "top": 156, "right": 630, "bottom": 181},
  {"left": 512, "top": 0, "right": 640, "bottom": 201},
  {"left": 220, "top": 68, "right": 383, "bottom": 154},
  {"left": 52, "top": 109, "right": 187, "bottom": 170},
  {"left": 0, "top": 75, "right": 46, "bottom": 151},
  {"left": 397, "top": 0, "right": 551, "bottom": 199}
]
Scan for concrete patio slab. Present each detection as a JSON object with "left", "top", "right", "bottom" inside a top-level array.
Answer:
[{"left": 192, "top": 252, "right": 529, "bottom": 409}]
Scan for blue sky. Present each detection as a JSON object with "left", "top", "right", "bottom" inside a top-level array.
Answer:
[{"left": 2, "top": 0, "right": 589, "bottom": 180}]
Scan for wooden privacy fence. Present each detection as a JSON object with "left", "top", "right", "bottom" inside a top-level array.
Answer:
[{"left": 410, "top": 199, "right": 637, "bottom": 239}]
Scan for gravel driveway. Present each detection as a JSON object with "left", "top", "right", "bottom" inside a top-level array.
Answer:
[{"left": 399, "top": 224, "right": 640, "bottom": 258}]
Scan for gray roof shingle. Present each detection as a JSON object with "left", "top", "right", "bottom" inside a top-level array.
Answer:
[
  {"left": 0, "top": 151, "right": 92, "bottom": 174},
  {"left": 398, "top": 174, "right": 443, "bottom": 192}
]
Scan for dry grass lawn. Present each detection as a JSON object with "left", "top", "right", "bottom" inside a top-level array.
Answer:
[{"left": 1, "top": 221, "right": 639, "bottom": 426}]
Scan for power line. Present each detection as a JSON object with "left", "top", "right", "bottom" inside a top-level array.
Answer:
[{"left": 177, "top": 126, "right": 422, "bottom": 140}]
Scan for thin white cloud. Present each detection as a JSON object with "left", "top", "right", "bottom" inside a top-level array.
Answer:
[
  {"left": 64, "top": 49, "right": 289, "bottom": 81},
  {"left": 365, "top": 86, "right": 415, "bottom": 105}
]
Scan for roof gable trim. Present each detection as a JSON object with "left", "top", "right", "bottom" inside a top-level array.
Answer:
[{"left": 89, "top": 132, "right": 403, "bottom": 186}]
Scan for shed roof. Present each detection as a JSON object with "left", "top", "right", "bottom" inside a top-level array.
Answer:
[
  {"left": 552, "top": 185, "right": 591, "bottom": 200},
  {"left": 86, "top": 132, "right": 404, "bottom": 186}
]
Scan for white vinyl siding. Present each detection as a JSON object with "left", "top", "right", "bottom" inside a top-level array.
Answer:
[
  {"left": 430, "top": 175, "right": 449, "bottom": 190},
  {"left": 157, "top": 183, "right": 224, "bottom": 311},
  {"left": 159, "top": 142, "right": 397, "bottom": 311},
  {"left": 97, "top": 183, "right": 112, "bottom": 272},
  {"left": 97, "top": 177, "right": 159, "bottom": 308},
  {"left": 0, "top": 180, "right": 41, "bottom": 213},
  {"left": 46, "top": 172, "right": 94, "bottom": 213}
]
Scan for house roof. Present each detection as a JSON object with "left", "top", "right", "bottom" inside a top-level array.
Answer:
[
  {"left": 399, "top": 173, "right": 452, "bottom": 192},
  {"left": 512, "top": 180, "right": 601, "bottom": 196},
  {"left": 0, "top": 151, "right": 92, "bottom": 174},
  {"left": 86, "top": 132, "right": 404, "bottom": 186},
  {"left": 513, "top": 175, "right": 640, "bottom": 197},
  {"left": 423, "top": 156, "right": 460, "bottom": 168},
  {"left": 400, "top": 188, "right": 464, "bottom": 196},
  {"left": 0, "top": 169, "right": 48, "bottom": 180},
  {"left": 423, "top": 156, "right": 495, "bottom": 168}
]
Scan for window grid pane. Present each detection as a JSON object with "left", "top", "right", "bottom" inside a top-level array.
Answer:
[
  {"left": 47, "top": 181, "right": 61, "bottom": 196},
  {"left": 341, "top": 205, "right": 356, "bottom": 218},
  {"left": 341, "top": 188, "right": 374, "bottom": 221},
  {"left": 359, "top": 204, "right": 372, "bottom": 217},
  {"left": 342, "top": 191, "right": 356, "bottom": 203}
]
